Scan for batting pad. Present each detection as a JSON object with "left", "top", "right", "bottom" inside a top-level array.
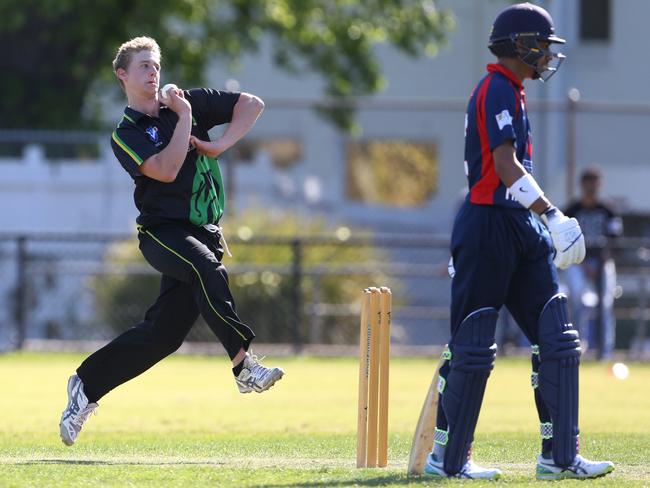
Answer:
[
  {"left": 442, "top": 307, "right": 498, "bottom": 475},
  {"left": 538, "top": 294, "right": 581, "bottom": 468}
]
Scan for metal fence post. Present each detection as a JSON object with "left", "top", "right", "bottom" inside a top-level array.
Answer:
[
  {"left": 633, "top": 268, "right": 648, "bottom": 359},
  {"left": 566, "top": 88, "right": 580, "bottom": 203},
  {"left": 595, "top": 250, "right": 605, "bottom": 360},
  {"left": 310, "top": 274, "right": 323, "bottom": 344},
  {"left": 15, "top": 236, "right": 27, "bottom": 350},
  {"left": 291, "top": 238, "right": 303, "bottom": 353}
]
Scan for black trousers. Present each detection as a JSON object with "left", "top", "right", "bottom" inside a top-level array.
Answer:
[{"left": 77, "top": 223, "right": 255, "bottom": 402}]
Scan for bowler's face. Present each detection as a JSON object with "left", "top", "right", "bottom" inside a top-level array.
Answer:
[{"left": 124, "top": 50, "right": 161, "bottom": 98}]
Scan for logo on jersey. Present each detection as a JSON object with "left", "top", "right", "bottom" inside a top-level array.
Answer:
[
  {"left": 146, "top": 126, "right": 164, "bottom": 147},
  {"left": 504, "top": 188, "right": 518, "bottom": 203},
  {"left": 145, "top": 126, "right": 159, "bottom": 143},
  {"left": 495, "top": 109, "right": 513, "bottom": 130}
]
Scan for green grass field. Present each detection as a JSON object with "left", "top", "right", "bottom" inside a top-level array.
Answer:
[{"left": 1, "top": 352, "right": 649, "bottom": 487}]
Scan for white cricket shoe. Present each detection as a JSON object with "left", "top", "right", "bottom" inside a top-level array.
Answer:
[
  {"left": 59, "top": 374, "right": 98, "bottom": 446},
  {"left": 536, "top": 454, "right": 614, "bottom": 480},
  {"left": 235, "top": 352, "right": 284, "bottom": 393},
  {"left": 424, "top": 453, "right": 502, "bottom": 480}
]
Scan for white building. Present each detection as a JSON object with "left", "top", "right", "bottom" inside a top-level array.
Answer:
[{"left": 0, "top": 0, "right": 645, "bottom": 235}]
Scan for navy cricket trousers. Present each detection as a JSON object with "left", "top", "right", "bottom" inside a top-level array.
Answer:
[
  {"left": 77, "top": 223, "right": 254, "bottom": 402},
  {"left": 450, "top": 201, "right": 559, "bottom": 343}
]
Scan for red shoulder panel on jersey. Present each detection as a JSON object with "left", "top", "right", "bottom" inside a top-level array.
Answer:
[{"left": 470, "top": 74, "right": 500, "bottom": 205}]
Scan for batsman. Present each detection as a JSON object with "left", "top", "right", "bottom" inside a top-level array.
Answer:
[{"left": 420, "top": 3, "right": 614, "bottom": 480}]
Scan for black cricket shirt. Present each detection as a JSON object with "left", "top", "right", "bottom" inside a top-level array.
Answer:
[{"left": 111, "top": 88, "right": 240, "bottom": 228}]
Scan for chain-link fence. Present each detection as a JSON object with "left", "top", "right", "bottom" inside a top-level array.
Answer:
[
  {"left": 1, "top": 232, "right": 649, "bottom": 357},
  {"left": 0, "top": 232, "right": 450, "bottom": 352}
]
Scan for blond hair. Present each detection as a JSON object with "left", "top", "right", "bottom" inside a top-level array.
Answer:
[{"left": 112, "top": 36, "right": 161, "bottom": 88}]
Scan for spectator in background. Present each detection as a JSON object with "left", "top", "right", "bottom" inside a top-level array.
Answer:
[{"left": 564, "top": 166, "right": 623, "bottom": 359}]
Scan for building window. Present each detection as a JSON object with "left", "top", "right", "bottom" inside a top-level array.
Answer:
[
  {"left": 579, "top": 0, "right": 610, "bottom": 41},
  {"left": 231, "top": 138, "right": 302, "bottom": 169},
  {"left": 346, "top": 139, "right": 438, "bottom": 207}
]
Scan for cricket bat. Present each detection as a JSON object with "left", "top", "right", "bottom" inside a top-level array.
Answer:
[{"left": 407, "top": 355, "right": 444, "bottom": 475}]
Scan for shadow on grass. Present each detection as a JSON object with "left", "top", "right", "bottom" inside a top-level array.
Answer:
[
  {"left": 257, "top": 474, "right": 432, "bottom": 487},
  {"left": 15, "top": 459, "right": 227, "bottom": 466}
]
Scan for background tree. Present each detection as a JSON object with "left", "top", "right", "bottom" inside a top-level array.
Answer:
[{"left": 1, "top": 0, "right": 454, "bottom": 130}]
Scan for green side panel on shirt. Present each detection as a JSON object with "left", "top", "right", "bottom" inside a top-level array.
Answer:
[{"left": 189, "top": 155, "right": 225, "bottom": 226}]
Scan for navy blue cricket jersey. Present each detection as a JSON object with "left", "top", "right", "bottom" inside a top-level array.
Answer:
[{"left": 464, "top": 64, "right": 532, "bottom": 208}]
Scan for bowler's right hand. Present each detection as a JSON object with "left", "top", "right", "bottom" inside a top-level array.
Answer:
[{"left": 163, "top": 88, "right": 192, "bottom": 117}]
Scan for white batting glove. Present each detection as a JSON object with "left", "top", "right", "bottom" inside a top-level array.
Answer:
[{"left": 541, "top": 207, "right": 586, "bottom": 270}]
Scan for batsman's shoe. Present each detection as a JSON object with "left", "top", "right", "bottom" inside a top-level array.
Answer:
[
  {"left": 536, "top": 454, "right": 614, "bottom": 480},
  {"left": 59, "top": 374, "right": 98, "bottom": 446},
  {"left": 235, "top": 352, "right": 284, "bottom": 393},
  {"left": 424, "top": 453, "right": 502, "bottom": 480}
]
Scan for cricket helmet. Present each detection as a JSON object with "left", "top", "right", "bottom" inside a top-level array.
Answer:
[{"left": 488, "top": 3, "right": 565, "bottom": 82}]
